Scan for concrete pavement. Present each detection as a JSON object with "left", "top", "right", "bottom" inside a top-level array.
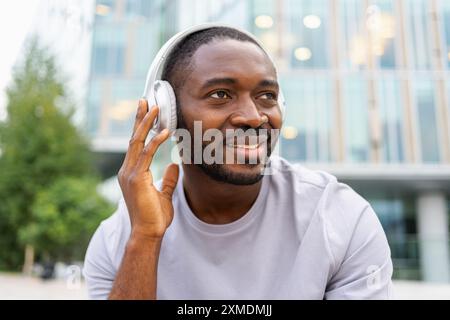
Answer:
[{"left": 0, "top": 273, "right": 449, "bottom": 299}]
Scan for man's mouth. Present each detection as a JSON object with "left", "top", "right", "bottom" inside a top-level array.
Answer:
[
  {"left": 225, "top": 135, "right": 269, "bottom": 149},
  {"left": 224, "top": 135, "right": 269, "bottom": 163}
]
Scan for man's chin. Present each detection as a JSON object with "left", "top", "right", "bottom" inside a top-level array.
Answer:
[{"left": 197, "top": 162, "right": 265, "bottom": 186}]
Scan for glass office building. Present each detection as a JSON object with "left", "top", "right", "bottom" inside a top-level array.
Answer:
[{"left": 86, "top": 0, "right": 450, "bottom": 282}]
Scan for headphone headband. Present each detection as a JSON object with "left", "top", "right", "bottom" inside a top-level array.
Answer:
[{"left": 142, "top": 23, "right": 279, "bottom": 97}]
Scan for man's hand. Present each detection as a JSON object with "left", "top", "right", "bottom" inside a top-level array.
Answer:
[
  {"left": 118, "top": 99, "right": 179, "bottom": 240},
  {"left": 109, "top": 99, "right": 179, "bottom": 299}
]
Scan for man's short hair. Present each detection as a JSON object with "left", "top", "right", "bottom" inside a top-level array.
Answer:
[{"left": 161, "top": 26, "right": 264, "bottom": 96}]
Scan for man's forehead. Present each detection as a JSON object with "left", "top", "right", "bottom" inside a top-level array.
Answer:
[{"left": 188, "top": 39, "right": 276, "bottom": 84}]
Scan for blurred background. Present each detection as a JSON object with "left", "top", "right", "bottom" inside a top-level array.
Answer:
[{"left": 0, "top": 0, "right": 449, "bottom": 299}]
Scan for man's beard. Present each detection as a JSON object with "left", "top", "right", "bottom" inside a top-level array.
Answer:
[
  {"left": 197, "top": 161, "right": 266, "bottom": 186},
  {"left": 177, "top": 107, "right": 275, "bottom": 186}
]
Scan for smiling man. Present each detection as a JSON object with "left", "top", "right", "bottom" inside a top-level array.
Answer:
[{"left": 83, "top": 26, "right": 393, "bottom": 300}]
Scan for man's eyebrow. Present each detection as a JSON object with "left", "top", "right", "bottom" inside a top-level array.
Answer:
[
  {"left": 201, "top": 77, "right": 237, "bottom": 90},
  {"left": 200, "top": 78, "right": 279, "bottom": 90},
  {"left": 257, "top": 79, "right": 279, "bottom": 89}
]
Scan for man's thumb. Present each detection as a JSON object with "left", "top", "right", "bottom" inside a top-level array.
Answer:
[{"left": 161, "top": 163, "right": 179, "bottom": 199}]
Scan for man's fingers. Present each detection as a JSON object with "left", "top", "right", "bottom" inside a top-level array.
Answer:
[
  {"left": 132, "top": 99, "right": 148, "bottom": 135},
  {"left": 160, "top": 163, "right": 179, "bottom": 200},
  {"left": 136, "top": 128, "right": 171, "bottom": 171},
  {"left": 132, "top": 104, "right": 159, "bottom": 144},
  {"left": 122, "top": 103, "right": 158, "bottom": 169},
  {"left": 126, "top": 104, "right": 159, "bottom": 159}
]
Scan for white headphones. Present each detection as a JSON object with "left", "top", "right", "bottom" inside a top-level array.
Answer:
[{"left": 142, "top": 23, "right": 286, "bottom": 136}]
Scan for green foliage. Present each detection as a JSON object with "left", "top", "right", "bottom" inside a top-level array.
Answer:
[
  {"left": 19, "top": 177, "right": 113, "bottom": 262},
  {"left": 0, "top": 38, "right": 113, "bottom": 270}
]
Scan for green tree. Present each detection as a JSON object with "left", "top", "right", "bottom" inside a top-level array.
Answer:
[
  {"left": 0, "top": 38, "right": 111, "bottom": 270},
  {"left": 19, "top": 177, "right": 113, "bottom": 262}
]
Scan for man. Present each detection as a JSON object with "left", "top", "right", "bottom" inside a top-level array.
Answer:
[{"left": 83, "top": 26, "right": 393, "bottom": 299}]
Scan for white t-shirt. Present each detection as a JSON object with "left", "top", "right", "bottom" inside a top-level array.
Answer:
[{"left": 83, "top": 156, "right": 393, "bottom": 299}]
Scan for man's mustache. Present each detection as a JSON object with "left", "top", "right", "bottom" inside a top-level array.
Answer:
[{"left": 224, "top": 128, "right": 270, "bottom": 146}]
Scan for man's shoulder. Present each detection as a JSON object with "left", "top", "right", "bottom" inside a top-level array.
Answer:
[
  {"left": 269, "top": 158, "right": 385, "bottom": 269},
  {"left": 269, "top": 156, "right": 371, "bottom": 223},
  {"left": 89, "top": 198, "right": 131, "bottom": 266}
]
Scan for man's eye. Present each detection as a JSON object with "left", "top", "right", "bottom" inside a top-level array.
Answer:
[
  {"left": 210, "top": 90, "right": 231, "bottom": 99},
  {"left": 259, "top": 92, "right": 277, "bottom": 100}
]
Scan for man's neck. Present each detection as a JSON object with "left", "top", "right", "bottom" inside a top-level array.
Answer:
[{"left": 181, "top": 164, "right": 263, "bottom": 225}]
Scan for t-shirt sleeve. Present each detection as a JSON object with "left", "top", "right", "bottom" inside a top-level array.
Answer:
[
  {"left": 83, "top": 222, "right": 116, "bottom": 300},
  {"left": 322, "top": 184, "right": 394, "bottom": 300}
]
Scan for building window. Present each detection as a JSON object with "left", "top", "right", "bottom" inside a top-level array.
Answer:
[
  {"left": 414, "top": 79, "right": 441, "bottom": 163},
  {"left": 250, "top": 0, "right": 277, "bottom": 59},
  {"left": 440, "top": 0, "right": 450, "bottom": 69},
  {"left": 133, "top": 23, "right": 160, "bottom": 77},
  {"left": 280, "top": 75, "right": 333, "bottom": 162},
  {"left": 343, "top": 76, "right": 370, "bottom": 162},
  {"left": 340, "top": 0, "right": 369, "bottom": 70},
  {"left": 286, "top": 0, "right": 330, "bottom": 69},
  {"left": 86, "top": 81, "right": 102, "bottom": 136},
  {"left": 369, "top": 0, "right": 398, "bottom": 69},
  {"left": 448, "top": 80, "right": 450, "bottom": 131},
  {"left": 448, "top": 197, "right": 450, "bottom": 236},
  {"left": 406, "top": 0, "right": 433, "bottom": 70},
  {"left": 107, "top": 79, "right": 143, "bottom": 136},
  {"left": 339, "top": 0, "right": 397, "bottom": 70},
  {"left": 378, "top": 75, "right": 405, "bottom": 162},
  {"left": 95, "top": 0, "right": 115, "bottom": 21},
  {"left": 92, "top": 45, "right": 125, "bottom": 76},
  {"left": 365, "top": 194, "right": 420, "bottom": 280},
  {"left": 125, "top": 0, "right": 154, "bottom": 19}
]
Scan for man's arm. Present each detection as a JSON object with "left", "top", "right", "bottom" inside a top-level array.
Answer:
[
  {"left": 96, "top": 99, "right": 178, "bottom": 300},
  {"left": 324, "top": 204, "right": 394, "bottom": 299},
  {"left": 108, "top": 234, "right": 162, "bottom": 300},
  {"left": 83, "top": 220, "right": 116, "bottom": 299}
]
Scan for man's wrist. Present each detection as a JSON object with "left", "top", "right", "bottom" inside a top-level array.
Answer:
[{"left": 127, "top": 230, "right": 163, "bottom": 253}]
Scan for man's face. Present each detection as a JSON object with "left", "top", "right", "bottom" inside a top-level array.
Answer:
[{"left": 177, "top": 38, "right": 283, "bottom": 185}]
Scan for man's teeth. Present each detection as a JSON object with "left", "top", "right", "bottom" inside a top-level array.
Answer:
[{"left": 227, "top": 144, "right": 259, "bottom": 149}]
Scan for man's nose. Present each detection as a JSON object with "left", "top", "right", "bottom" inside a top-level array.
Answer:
[{"left": 229, "top": 96, "right": 267, "bottom": 128}]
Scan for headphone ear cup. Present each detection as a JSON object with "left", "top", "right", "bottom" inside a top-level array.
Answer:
[{"left": 153, "top": 80, "right": 177, "bottom": 134}]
